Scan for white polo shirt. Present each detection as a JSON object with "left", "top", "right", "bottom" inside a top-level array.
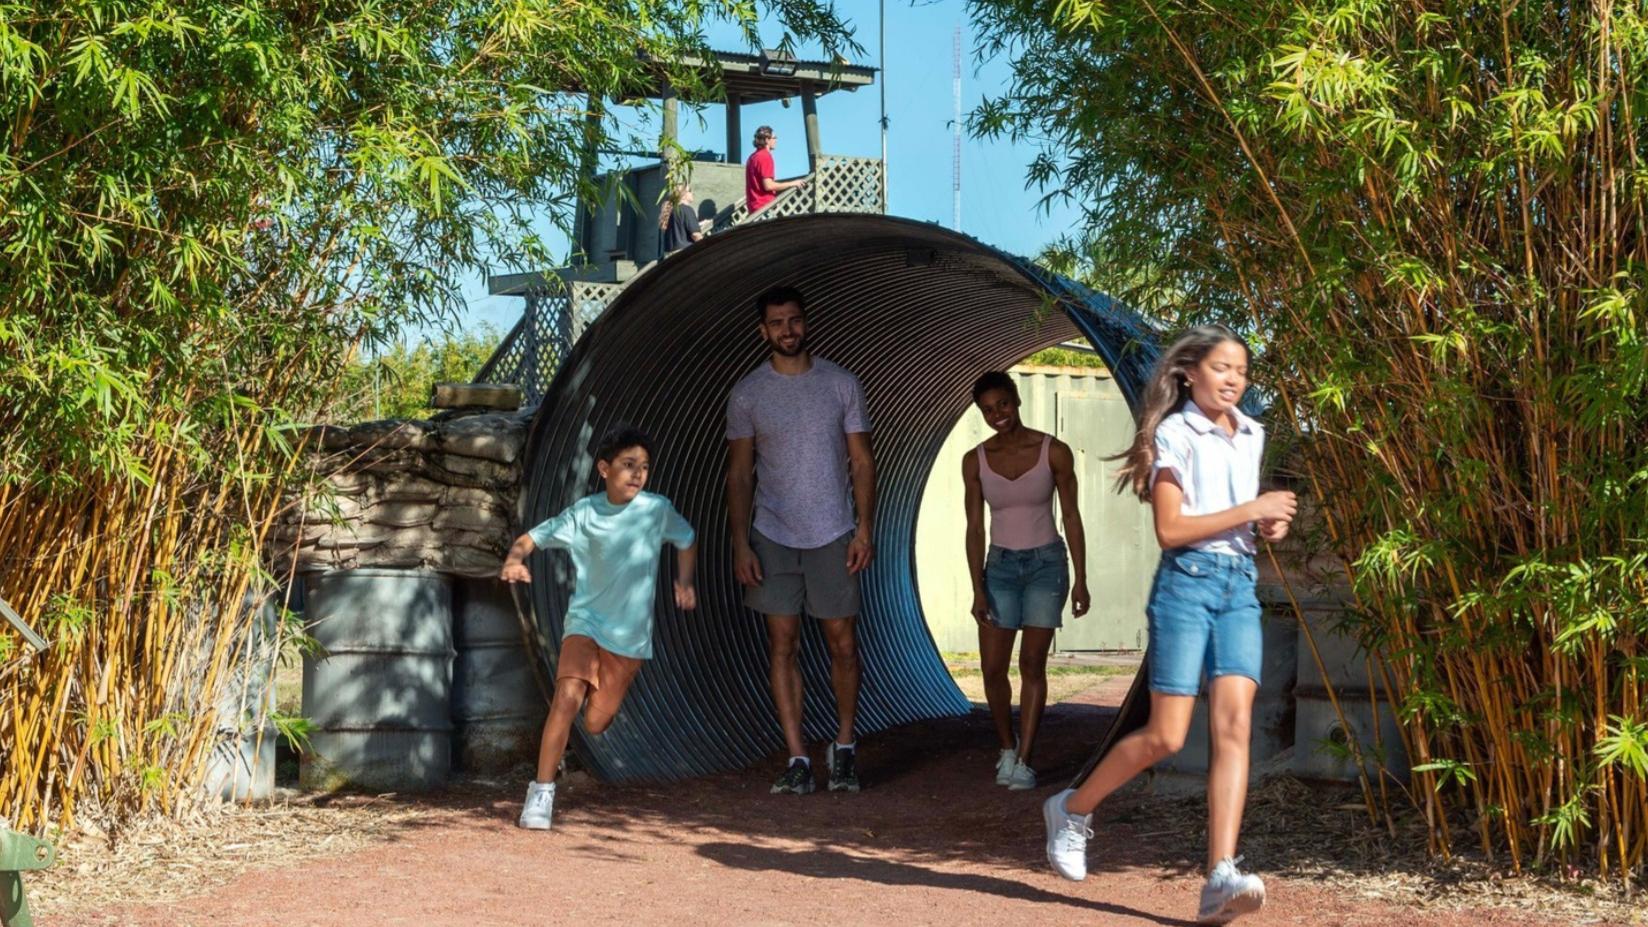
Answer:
[{"left": 1151, "top": 399, "right": 1265, "bottom": 556}]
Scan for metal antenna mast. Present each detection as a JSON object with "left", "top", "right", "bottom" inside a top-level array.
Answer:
[
  {"left": 879, "top": 0, "right": 888, "bottom": 207},
  {"left": 952, "top": 24, "right": 961, "bottom": 231}
]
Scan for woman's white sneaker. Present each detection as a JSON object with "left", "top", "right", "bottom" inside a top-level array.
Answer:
[
  {"left": 994, "top": 748, "right": 1017, "bottom": 785},
  {"left": 1196, "top": 856, "right": 1265, "bottom": 924},
  {"left": 1004, "top": 759, "right": 1037, "bottom": 790},
  {"left": 1042, "top": 788, "right": 1092, "bottom": 880},
  {"left": 518, "top": 781, "right": 555, "bottom": 830}
]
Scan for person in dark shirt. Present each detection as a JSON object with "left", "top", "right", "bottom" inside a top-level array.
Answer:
[{"left": 660, "top": 184, "right": 704, "bottom": 254}]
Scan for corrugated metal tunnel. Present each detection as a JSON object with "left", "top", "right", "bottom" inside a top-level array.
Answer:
[{"left": 521, "top": 214, "right": 1160, "bottom": 781}]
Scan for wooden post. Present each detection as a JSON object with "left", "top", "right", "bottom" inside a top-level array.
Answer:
[
  {"left": 662, "top": 84, "right": 679, "bottom": 169},
  {"left": 801, "top": 80, "right": 822, "bottom": 175},
  {"left": 660, "top": 84, "right": 680, "bottom": 260},
  {"left": 576, "top": 94, "right": 604, "bottom": 262},
  {"left": 725, "top": 92, "right": 742, "bottom": 164}
]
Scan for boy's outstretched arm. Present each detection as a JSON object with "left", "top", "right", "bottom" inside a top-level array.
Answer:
[
  {"left": 674, "top": 542, "right": 698, "bottom": 610},
  {"left": 500, "top": 534, "right": 537, "bottom": 583}
]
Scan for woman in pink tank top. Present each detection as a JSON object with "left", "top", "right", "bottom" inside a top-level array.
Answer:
[{"left": 962, "top": 371, "right": 1090, "bottom": 791}]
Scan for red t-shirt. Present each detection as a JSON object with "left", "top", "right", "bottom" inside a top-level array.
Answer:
[{"left": 745, "top": 148, "right": 776, "bottom": 212}]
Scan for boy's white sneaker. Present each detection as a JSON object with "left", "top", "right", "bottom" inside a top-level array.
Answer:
[
  {"left": 518, "top": 781, "right": 555, "bottom": 830},
  {"left": 1004, "top": 759, "right": 1037, "bottom": 791},
  {"left": 994, "top": 747, "right": 1017, "bottom": 785},
  {"left": 1042, "top": 788, "right": 1092, "bottom": 881},
  {"left": 1197, "top": 856, "right": 1266, "bottom": 924}
]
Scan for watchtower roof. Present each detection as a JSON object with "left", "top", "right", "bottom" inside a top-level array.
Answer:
[{"left": 635, "top": 49, "right": 876, "bottom": 104}]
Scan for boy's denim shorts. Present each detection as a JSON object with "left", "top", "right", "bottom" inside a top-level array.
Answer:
[
  {"left": 1146, "top": 547, "right": 1262, "bottom": 695},
  {"left": 984, "top": 540, "right": 1069, "bottom": 630}
]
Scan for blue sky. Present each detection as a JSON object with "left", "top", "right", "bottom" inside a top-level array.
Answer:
[{"left": 459, "top": 0, "right": 1082, "bottom": 334}]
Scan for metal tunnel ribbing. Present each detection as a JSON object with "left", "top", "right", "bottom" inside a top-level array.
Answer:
[{"left": 521, "top": 214, "right": 1159, "bottom": 781}]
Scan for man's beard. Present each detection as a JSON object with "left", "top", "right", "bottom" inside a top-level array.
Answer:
[{"left": 770, "top": 337, "right": 806, "bottom": 357}]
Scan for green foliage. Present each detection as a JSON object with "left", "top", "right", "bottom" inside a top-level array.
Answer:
[
  {"left": 1021, "top": 341, "right": 1109, "bottom": 370},
  {"left": 142, "top": 712, "right": 189, "bottom": 740},
  {"left": 1, "top": 0, "right": 854, "bottom": 488},
  {"left": 973, "top": 0, "right": 1648, "bottom": 876},
  {"left": 0, "top": 0, "right": 852, "bottom": 832},
  {"left": 1411, "top": 758, "right": 1479, "bottom": 791},
  {"left": 270, "top": 709, "right": 315, "bottom": 752},
  {"left": 333, "top": 326, "right": 504, "bottom": 421},
  {"left": 1532, "top": 790, "right": 1592, "bottom": 854},
  {"left": 1596, "top": 716, "right": 1648, "bottom": 781}
]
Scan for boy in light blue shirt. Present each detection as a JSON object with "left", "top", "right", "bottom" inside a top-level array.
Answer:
[{"left": 500, "top": 426, "right": 697, "bottom": 830}]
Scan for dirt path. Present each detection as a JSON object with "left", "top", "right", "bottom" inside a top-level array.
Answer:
[{"left": 56, "top": 679, "right": 1595, "bottom": 926}]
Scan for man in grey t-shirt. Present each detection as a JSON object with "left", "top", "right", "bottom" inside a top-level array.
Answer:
[{"left": 726, "top": 284, "right": 876, "bottom": 795}]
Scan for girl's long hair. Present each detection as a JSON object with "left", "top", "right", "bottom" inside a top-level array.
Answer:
[
  {"left": 658, "top": 185, "right": 688, "bottom": 231},
  {"left": 1112, "top": 324, "right": 1250, "bottom": 499}
]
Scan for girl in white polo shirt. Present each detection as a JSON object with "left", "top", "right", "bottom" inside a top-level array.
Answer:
[{"left": 1040, "top": 325, "right": 1297, "bottom": 925}]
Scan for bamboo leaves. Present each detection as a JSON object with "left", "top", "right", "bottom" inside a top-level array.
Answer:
[
  {"left": 1595, "top": 717, "right": 1648, "bottom": 780},
  {"left": 1, "top": 0, "right": 853, "bottom": 833},
  {"left": 973, "top": 0, "right": 1648, "bottom": 879}
]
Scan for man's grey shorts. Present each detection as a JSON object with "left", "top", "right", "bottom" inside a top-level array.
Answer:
[{"left": 746, "top": 528, "right": 861, "bottom": 619}]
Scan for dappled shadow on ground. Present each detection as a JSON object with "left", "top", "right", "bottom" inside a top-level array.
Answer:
[
  {"left": 553, "top": 699, "right": 1133, "bottom": 873},
  {"left": 266, "top": 688, "right": 1152, "bottom": 878},
  {"left": 253, "top": 676, "right": 1402, "bottom": 894},
  {"left": 696, "top": 840, "right": 1198, "bottom": 926},
  {"left": 59, "top": 675, "right": 1597, "bottom": 927},
  {"left": 286, "top": 692, "right": 1609, "bottom": 927}
]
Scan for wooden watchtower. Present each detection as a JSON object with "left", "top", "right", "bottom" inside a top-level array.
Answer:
[{"left": 480, "top": 50, "right": 881, "bottom": 403}]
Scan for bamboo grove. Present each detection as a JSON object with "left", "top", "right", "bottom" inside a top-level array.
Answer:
[
  {"left": 0, "top": 0, "right": 851, "bottom": 834},
  {"left": 973, "top": 0, "right": 1648, "bottom": 878}
]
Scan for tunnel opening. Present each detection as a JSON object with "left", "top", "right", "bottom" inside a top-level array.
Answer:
[
  {"left": 519, "top": 214, "right": 1159, "bottom": 781},
  {"left": 915, "top": 351, "right": 1152, "bottom": 725}
]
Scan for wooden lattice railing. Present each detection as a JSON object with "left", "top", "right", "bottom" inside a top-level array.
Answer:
[{"left": 706, "top": 155, "right": 884, "bottom": 235}]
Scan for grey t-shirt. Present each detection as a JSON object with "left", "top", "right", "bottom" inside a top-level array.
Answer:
[{"left": 726, "top": 357, "right": 872, "bottom": 549}]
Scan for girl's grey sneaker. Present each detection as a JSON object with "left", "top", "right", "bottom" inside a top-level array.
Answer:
[
  {"left": 826, "top": 742, "right": 860, "bottom": 792},
  {"left": 1197, "top": 856, "right": 1266, "bottom": 924},
  {"left": 1042, "top": 788, "right": 1092, "bottom": 880},
  {"left": 518, "top": 781, "right": 555, "bottom": 830},
  {"left": 994, "top": 747, "right": 1017, "bottom": 785},
  {"left": 771, "top": 759, "right": 816, "bottom": 795},
  {"left": 1004, "top": 759, "right": 1036, "bottom": 790}
]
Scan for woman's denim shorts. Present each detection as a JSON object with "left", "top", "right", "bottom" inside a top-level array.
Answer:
[
  {"left": 983, "top": 540, "right": 1069, "bottom": 630},
  {"left": 1146, "top": 547, "right": 1262, "bottom": 695}
]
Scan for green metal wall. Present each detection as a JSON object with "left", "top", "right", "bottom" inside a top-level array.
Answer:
[{"left": 915, "top": 366, "right": 1157, "bottom": 654}]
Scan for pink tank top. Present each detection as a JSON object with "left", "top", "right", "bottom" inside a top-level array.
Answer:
[{"left": 977, "top": 435, "right": 1060, "bottom": 550}]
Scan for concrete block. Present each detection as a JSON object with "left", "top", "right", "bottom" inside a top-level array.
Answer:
[{"left": 1292, "top": 690, "right": 1409, "bottom": 783}]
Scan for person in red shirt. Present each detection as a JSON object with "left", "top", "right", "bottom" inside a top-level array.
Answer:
[{"left": 744, "top": 126, "right": 807, "bottom": 213}]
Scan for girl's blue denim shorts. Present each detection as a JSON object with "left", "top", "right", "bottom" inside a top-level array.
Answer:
[
  {"left": 1146, "top": 547, "right": 1262, "bottom": 695},
  {"left": 983, "top": 540, "right": 1069, "bottom": 630}
]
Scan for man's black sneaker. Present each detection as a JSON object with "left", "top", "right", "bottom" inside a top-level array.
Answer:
[
  {"left": 826, "top": 742, "right": 860, "bottom": 792},
  {"left": 771, "top": 759, "right": 816, "bottom": 795}
]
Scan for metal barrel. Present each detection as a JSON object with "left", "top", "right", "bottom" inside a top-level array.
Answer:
[
  {"left": 202, "top": 721, "right": 277, "bottom": 802},
  {"left": 451, "top": 578, "right": 547, "bottom": 771},
  {"left": 202, "top": 587, "right": 291, "bottom": 802},
  {"left": 518, "top": 213, "right": 1161, "bottom": 781},
  {"left": 1151, "top": 583, "right": 1301, "bottom": 790},
  {"left": 299, "top": 569, "right": 454, "bottom": 791},
  {"left": 1292, "top": 587, "right": 1410, "bottom": 783}
]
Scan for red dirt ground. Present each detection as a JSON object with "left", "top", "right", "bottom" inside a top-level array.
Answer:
[{"left": 60, "top": 678, "right": 1595, "bottom": 927}]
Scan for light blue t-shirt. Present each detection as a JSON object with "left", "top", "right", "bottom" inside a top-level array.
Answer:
[{"left": 527, "top": 491, "right": 695, "bottom": 659}]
